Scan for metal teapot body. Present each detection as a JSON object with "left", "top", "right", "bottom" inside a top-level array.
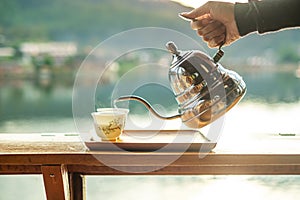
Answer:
[{"left": 115, "top": 42, "right": 246, "bottom": 128}]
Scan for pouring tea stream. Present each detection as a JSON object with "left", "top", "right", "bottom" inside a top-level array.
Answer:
[{"left": 114, "top": 41, "right": 246, "bottom": 129}]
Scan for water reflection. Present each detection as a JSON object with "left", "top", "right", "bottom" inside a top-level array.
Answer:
[
  {"left": 85, "top": 175, "right": 300, "bottom": 200},
  {"left": 242, "top": 70, "right": 300, "bottom": 103},
  {"left": 0, "top": 77, "right": 74, "bottom": 132},
  {"left": 0, "top": 69, "right": 299, "bottom": 133}
]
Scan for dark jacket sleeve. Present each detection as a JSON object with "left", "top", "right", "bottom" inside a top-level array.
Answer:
[{"left": 234, "top": 0, "right": 300, "bottom": 36}]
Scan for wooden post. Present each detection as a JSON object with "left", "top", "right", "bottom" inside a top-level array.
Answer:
[
  {"left": 42, "top": 165, "right": 70, "bottom": 200},
  {"left": 69, "top": 173, "right": 85, "bottom": 200}
]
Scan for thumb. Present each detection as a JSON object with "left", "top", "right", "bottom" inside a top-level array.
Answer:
[{"left": 180, "top": 4, "right": 210, "bottom": 20}]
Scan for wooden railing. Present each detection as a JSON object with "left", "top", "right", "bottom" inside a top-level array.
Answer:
[{"left": 1, "top": 132, "right": 300, "bottom": 200}]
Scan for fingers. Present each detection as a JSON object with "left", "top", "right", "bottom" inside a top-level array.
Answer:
[
  {"left": 180, "top": 2, "right": 210, "bottom": 20},
  {"left": 179, "top": 1, "right": 238, "bottom": 48},
  {"left": 194, "top": 20, "right": 226, "bottom": 48},
  {"left": 190, "top": 18, "right": 212, "bottom": 30},
  {"left": 207, "top": 34, "right": 226, "bottom": 48},
  {"left": 197, "top": 20, "right": 223, "bottom": 36}
]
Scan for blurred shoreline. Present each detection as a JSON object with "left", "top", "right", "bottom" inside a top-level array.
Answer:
[{"left": 0, "top": 62, "right": 299, "bottom": 80}]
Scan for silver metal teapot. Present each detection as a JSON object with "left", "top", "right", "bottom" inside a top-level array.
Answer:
[{"left": 114, "top": 41, "right": 246, "bottom": 128}]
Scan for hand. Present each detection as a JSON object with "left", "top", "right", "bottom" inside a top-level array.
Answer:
[{"left": 180, "top": 1, "right": 240, "bottom": 48}]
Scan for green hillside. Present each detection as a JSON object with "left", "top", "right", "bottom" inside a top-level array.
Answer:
[
  {"left": 0, "top": 0, "right": 299, "bottom": 63},
  {"left": 0, "top": 0, "right": 192, "bottom": 45}
]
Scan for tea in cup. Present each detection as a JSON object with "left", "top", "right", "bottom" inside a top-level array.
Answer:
[{"left": 91, "top": 108, "right": 129, "bottom": 141}]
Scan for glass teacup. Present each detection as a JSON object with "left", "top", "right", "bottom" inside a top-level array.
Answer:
[{"left": 91, "top": 108, "right": 129, "bottom": 141}]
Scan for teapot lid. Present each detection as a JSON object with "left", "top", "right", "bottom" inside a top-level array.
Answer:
[
  {"left": 166, "top": 41, "right": 224, "bottom": 64},
  {"left": 166, "top": 41, "right": 180, "bottom": 56},
  {"left": 166, "top": 41, "right": 192, "bottom": 67}
]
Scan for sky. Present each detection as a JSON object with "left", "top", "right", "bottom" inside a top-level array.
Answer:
[{"left": 172, "top": 0, "right": 247, "bottom": 8}]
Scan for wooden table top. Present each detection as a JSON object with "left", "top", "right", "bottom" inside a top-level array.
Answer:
[{"left": 1, "top": 131, "right": 300, "bottom": 175}]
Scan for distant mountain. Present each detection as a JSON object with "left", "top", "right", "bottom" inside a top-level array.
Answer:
[
  {"left": 0, "top": 0, "right": 192, "bottom": 44},
  {"left": 1, "top": 0, "right": 299, "bottom": 63}
]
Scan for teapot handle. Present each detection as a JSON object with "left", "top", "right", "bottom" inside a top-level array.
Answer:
[{"left": 114, "top": 95, "right": 181, "bottom": 120}]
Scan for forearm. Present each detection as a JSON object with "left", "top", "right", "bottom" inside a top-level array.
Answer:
[{"left": 234, "top": 0, "right": 300, "bottom": 36}]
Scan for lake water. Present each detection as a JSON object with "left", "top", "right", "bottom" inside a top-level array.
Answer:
[{"left": 0, "top": 69, "right": 300, "bottom": 200}]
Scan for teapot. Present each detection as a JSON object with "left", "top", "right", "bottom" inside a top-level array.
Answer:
[{"left": 114, "top": 41, "right": 246, "bottom": 128}]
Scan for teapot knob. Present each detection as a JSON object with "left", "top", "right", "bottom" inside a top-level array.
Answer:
[{"left": 166, "top": 41, "right": 180, "bottom": 55}]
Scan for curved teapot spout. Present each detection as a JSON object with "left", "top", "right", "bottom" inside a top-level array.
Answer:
[{"left": 114, "top": 95, "right": 181, "bottom": 120}]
